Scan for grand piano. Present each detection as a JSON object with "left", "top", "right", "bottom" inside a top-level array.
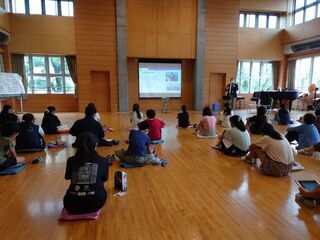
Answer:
[{"left": 251, "top": 90, "right": 299, "bottom": 111}]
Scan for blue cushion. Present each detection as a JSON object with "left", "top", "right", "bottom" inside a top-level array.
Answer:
[
  {"left": 120, "top": 162, "right": 143, "bottom": 168},
  {"left": 0, "top": 163, "right": 27, "bottom": 175},
  {"left": 150, "top": 139, "right": 164, "bottom": 144}
]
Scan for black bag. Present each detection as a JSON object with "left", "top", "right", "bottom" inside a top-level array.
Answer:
[{"left": 114, "top": 171, "right": 127, "bottom": 191}]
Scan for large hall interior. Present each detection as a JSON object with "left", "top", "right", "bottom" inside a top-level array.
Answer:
[{"left": 0, "top": 0, "right": 320, "bottom": 239}]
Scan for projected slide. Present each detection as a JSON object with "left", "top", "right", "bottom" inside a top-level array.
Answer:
[{"left": 139, "top": 62, "right": 182, "bottom": 98}]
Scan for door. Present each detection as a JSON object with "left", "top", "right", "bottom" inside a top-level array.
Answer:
[
  {"left": 209, "top": 73, "right": 226, "bottom": 106},
  {"left": 91, "top": 71, "right": 111, "bottom": 112}
]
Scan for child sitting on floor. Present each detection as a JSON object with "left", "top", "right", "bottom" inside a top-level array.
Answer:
[
  {"left": 243, "top": 123, "right": 295, "bottom": 177},
  {"left": 115, "top": 121, "right": 167, "bottom": 166},
  {"left": 196, "top": 106, "right": 217, "bottom": 137},
  {"left": 286, "top": 113, "right": 319, "bottom": 150},
  {"left": 274, "top": 104, "right": 291, "bottom": 125},
  {"left": 63, "top": 132, "right": 109, "bottom": 214},
  {"left": 177, "top": 105, "right": 191, "bottom": 128},
  {"left": 213, "top": 115, "right": 250, "bottom": 156},
  {"left": 41, "top": 106, "right": 62, "bottom": 134},
  {"left": 0, "top": 122, "right": 26, "bottom": 171},
  {"left": 146, "top": 109, "right": 165, "bottom": 141},
  {"left": 0, "top": 104, "right": 19, "bottom": 126},
  {"left": 218, "top": 102, "right": 233, "bottom": 128},
  {"left": 16, "top": 113, "right": 46, "bottom": 152},
  {"left": 246, "top": 106, "right": 268, "bottom": 134}
]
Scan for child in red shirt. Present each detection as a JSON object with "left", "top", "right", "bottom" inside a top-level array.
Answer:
[{"left": 146, "top": 109, "right": 165, "bottom": 141}]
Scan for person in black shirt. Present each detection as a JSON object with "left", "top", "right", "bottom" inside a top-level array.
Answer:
[
  {"left": 0, "top": 105, "right": 18, "bottom": 126},
  {"left": 16, "top": 113, "right": 46, "bottom": 152},
  {"left": 246, "top": 106, "right": 268, "bottom": 134},
  {"left": 63, "top": 132, "right": 109, "bottom": 214},
  {"left": 177, "top": 105, "right": 190, "bottom": 128},
  {"left": 41, "top": 106, "right": 61, "bottom": 134},
  {"left": 70, "top": 104, "right": 110, "bottom": 146}
]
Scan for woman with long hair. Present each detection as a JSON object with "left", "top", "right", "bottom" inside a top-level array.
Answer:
[
  {"left": 177, "top": 105, "right": 191, "bottom": 128},
  {"left": 246, "top": 106, "right": 268, "bottom": 134},
  {"left": 213, "top": 115, "right": 250, "bottom": 156},
  {"left": 15, "top": 113, "right": 46, "bottom": 152},
  {"left": 41, "top": 106, "right": 61, "bottom": 134},
  {"left": 63, "top": 132, "right": 109, "bottom": 214},
  {"left": 130, "top": 103, "right": 143, "bottom": 129},
  {"left": 243, "top": 123, "right": 294, "bottom": 177}
]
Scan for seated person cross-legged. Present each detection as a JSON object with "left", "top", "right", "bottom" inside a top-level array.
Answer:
[
  {"left": 15, "top": 113, "right": 46, "bottom": 152},
  {"left": 285, "top": 113, "right": 319, "bottom": 150},
  {"left": 63, "top": 132, "right": 109, "bottom": 214},
  {"left": 115, "top": 121, "right": 167, "bottom": 167},
  {"left": 0, "top": 122, "right": 26, "bottom": 171},
  {"left": 243, "top": 123, "right": 295, "bottom": 177},
  {"left": 70, "top": 104, "right": 112, "bottom": 147},
  {"left": 246, "top": 106, "right": 268, "bottom": 134},
  {"left": 196, "top": 106, "right": 217, "bottom": 138}
]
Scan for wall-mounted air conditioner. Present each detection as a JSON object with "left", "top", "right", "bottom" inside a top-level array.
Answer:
[
  {"left": 0, "top": 28, "right": 10, "bottom": 45},
  {"left": 283, "top": 36, "right": 320, "bottom": 55}
]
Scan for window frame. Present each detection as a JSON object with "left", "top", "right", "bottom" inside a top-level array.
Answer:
[
  {"left": 9, "top": 0, "right": 73, "bottom": 16},
  {"left": 24, "top": 55, "right": 74, "bottom": 94},
  {"left": 239, "top": 12, "right": 280, "bottom": 29},
  {"left": 293, "top": 0, "right": 320, "bottom": 25},
  {"left": 294, "top": 55, "right": 320, "bottom": 91},
  {"left": 237, "top": 61, "right": 274, "bottom": 94}
]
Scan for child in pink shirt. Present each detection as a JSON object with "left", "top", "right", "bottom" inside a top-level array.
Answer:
[
  {"left": 146, "top": 109, "right": 165, "bottom": 140},
  {"left": 197, "top": 106, "right": 217, "bottom": 137}
]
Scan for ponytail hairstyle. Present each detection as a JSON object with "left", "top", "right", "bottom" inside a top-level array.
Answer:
[
  {"left": 132, "top": 103, "right": 142, "bottom": 119},
  {"left": 261, "top": 123, "right": 283, "bottom": 140},
  {"left": 44, "top": 106, "right": 56, "bottom": 116},
  {"left": 74, "top": 132, "right": 98, "bottom": 168},
  {"left": 229, "top": 115, "right": 246, "bottom": 131},
  {"left": 22, "top": 113, "right": 35, "bottom": 128}
]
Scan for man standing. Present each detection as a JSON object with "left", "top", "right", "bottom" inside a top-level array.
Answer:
[{"left": 225, "top": 78, "right": 238, "bottom": 109}]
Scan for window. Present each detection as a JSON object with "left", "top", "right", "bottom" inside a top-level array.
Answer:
[
  {"left": 24, "top": 55, "right": 75, "bottom": 94},
  {"left": 239, "top": 12, "right": 279, "bottom": 29},
  {"left": 236, "top": 61, "right": 274, "bottom": 93},
  {"left": 11, "top": 0, "right": 25, "bottom": 14},
  {"left": 29, "top": 0, "right": 42, "bottom": 15},
  {"left": 294, "top": 56, "right": 320, "bottom": 91},
  {"left": 293, "top": 0, "right": 320, "bottom": 25},
  {"left": 9, "top": 0, "right": 74, "bottom": 16}
]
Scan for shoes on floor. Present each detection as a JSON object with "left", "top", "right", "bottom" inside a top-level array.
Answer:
[
  {"left": 159, "top": 159, "right": 167, "bottom": 167},
  {"left": 211, "top": 144, "right": 221, "bottom": 150},
  {"left": 241, "top": 155, "right": 253, "bottom": 164},
  {"left": 297, "top": 149, "right": 313, "bottom": 156}
]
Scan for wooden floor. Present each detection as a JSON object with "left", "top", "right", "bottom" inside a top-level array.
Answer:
[{"left": 1, "top": 110, "right": 320, "bottom": 240}]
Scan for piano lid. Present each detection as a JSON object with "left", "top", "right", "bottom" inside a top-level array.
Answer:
[{"left": 0, "top": 73, "right": 25, "bottom": 96}]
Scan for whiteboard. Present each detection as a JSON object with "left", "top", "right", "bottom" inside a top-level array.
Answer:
[{"left": 0, "top": 73, "right": 25, "bottom": 96}]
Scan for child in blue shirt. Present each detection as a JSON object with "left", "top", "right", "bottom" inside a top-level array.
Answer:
[
  {"left": 115, "top": 121, "right": 167, "bottom": 166},
  {"left": 286, "top": 113, "right": 319, "bottom": 149},
  {"left": 274, "top": 104, "right": 291, "bottom": 125}
]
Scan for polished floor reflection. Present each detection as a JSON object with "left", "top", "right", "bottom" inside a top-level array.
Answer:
[{"left": 0, "top": 110, "right": 319, "bottom": 240}]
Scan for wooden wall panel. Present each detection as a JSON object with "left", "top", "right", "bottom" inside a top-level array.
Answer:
[
  {"left": 74, "top": 0, "right": 118, "bottom": 112},
  {"left": 205, "top": 0, "right": 240, "bottom": 107},
  {"left": 282, "top": 18, "right": 320, "bottom": 44},
  {"left": 126, "top": 0, "right": 197, "bottom": 58},
  {"left": 9, "top": 15, "right": 75, "bottom": 54},
  {"left": 127, "top": 58, "right": 193, "bottom": 111},
  {"left": 18, "top": 94, "right": 78, "bottom": 113},
  {"left": 240, "top": 0, "right": 287, "bottom": 12},
  {"left": 238, "top": 28, "right": 283, "bottom": 60}
]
